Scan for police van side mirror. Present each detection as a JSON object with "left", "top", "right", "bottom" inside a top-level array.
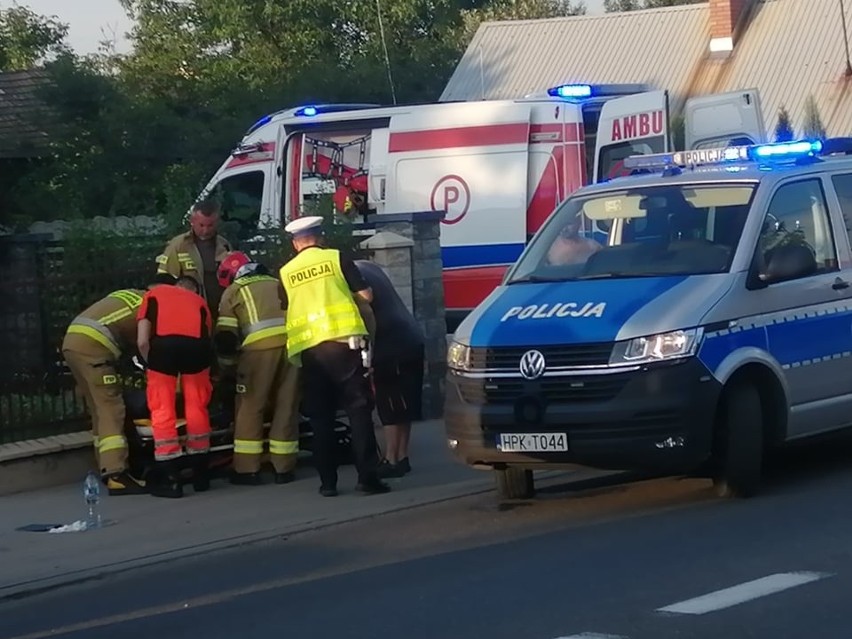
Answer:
[{"left": 749, "top": 243, "right": 818, "bottom": 288}]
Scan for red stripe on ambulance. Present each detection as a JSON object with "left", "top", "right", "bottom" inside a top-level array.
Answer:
[
  {"left": 610, "top": 110, "right": 664, "bottom": 142},
  {"left": 389, "top": 123, "right": 529, "bottom": 153},
  {"left": 444, "top": 266, "right": 508, "bottom": 310}
]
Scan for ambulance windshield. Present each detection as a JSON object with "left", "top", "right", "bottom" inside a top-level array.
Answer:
[{"left": 507, "top": 183, "right": 757, "bottom": 283}]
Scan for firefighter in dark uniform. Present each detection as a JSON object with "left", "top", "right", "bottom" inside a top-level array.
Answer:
[
  {"left": 155, "top": 199, "right": 233, "bottom": 317},
  {"left": 215, "top": 250, "right": 301, "bottom": 486},
  {"left": 278, "top": 216, "right": 389, "bottom": 497},
  {"left": 62, "top": 289, "right": 148, "bottom": 495}
]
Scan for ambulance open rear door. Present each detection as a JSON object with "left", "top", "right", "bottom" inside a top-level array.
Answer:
[
  {"left": 590, "top": 90, "right": 670, "bottom": 242},
  {"left": 683, "top": 89, "right": 766, "bottom": 149},
  {"left": 593, "top": 90, "right": 670, "bottom": 184}
]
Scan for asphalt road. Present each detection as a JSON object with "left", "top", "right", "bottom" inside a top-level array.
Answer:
[{"left": 4, "top": 433, "right": 852, "bottom": 639}]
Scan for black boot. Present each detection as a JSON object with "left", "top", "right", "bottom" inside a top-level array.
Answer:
[
  {"left": 149, "top": 460, "right": 183, "bottom": 499},
  {"left": 191, "top": 453, "right": 211, "bottom": 492}
]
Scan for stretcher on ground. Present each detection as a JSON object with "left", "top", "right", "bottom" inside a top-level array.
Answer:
[{"left": 121, "top": 386, "right": 353, "bottom": 481}]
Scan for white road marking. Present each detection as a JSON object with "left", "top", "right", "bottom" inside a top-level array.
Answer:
[
  {"left": 657, "top": 571, "right": 832, "bottom": 615},
  {"left": 555, "top": 634, "right": 628, "bottom": 639}
]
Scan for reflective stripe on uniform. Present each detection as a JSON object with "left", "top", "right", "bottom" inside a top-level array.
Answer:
[
  {"left": 234, "top": 439, "right": 264, "bottom": 455},
  {"left": 287, "top": 317, "right": 365, "bottom": 352},
  {"left": 109, "top": 290, "right": 144, "bottom": 307},
  {"left": 242, "top": 317, "right": 286, "bottom": 347},
  {"left": 216, "top": 316, "right": 240, "bottom": 329},
  {"left": 155, "top": 450, "right": 183, "bottom": 461},
  {"left": 67, "top": 319, "right": 121, "bottom": 357},
  {"left": 243, "top": 326, "right": 288, "bottom": 347},
  {"left": 238, "top": 286, "right": 260, "bottom": 325},
  {"left": 98, "top": 434, "right": 127, "bottom": 453},
  {"left": 269, "top": 439, "right": 299, "bottom": 455},
  {"left": 102, "top": 374, "right": 118, "bottom": 385},
  {"left": 98, "top": 307, "right": 133, "bottom": 326},
  {"left": 155, "top": 254, "right": 169, "bottom": 265}
]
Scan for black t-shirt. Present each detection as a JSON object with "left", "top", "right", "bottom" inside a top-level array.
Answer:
[
  {"left": 279, "top": 246, "right": 367, "bottom": 308},
  {"left": 355, "top": 260, "right": 425, "bottom": 365}
]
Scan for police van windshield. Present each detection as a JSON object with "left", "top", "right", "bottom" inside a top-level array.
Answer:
[{"left": 507, "top": 183, "right": 757, "bottom": 283}]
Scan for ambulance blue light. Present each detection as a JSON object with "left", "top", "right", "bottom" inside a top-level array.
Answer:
[
  {"left": 548, "top": 84, "right": 593, "bottom": 99},
  {"left": 247, "top": 114, "right": 273, "bottom": 133},
  {"left": 296, "top": 106, "right": 318, "bottom": 117},
  {"left": 751, "top": 140, "right": 823, "bottom": 159}
]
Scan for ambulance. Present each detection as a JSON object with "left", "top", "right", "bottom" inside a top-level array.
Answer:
[{"left": 198, "top": 85, "right": 767, "bottom": 328}]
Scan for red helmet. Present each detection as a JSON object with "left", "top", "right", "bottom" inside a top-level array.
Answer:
[{"left": 217, "top": 251, "right": 251, "bottom": 288}]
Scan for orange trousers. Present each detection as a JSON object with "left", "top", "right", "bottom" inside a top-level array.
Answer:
[{"left": 146, "top": 369, "right": 212, "bottom": 461}]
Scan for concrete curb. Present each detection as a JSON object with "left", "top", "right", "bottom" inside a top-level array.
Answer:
[
  {"left": 0, "top": 466, "right": 630, "bottom": 603},
  {"left": 0, "top": 477, "right": 497, "bottom": 602}
]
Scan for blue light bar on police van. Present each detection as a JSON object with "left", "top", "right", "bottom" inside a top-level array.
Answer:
[
  {"left": 548, "top": 84, "right": 593, "bottom": 98},
  {"left": 623, "top": 139, "right": 824, "bottom": 171},
  {"left": 752, "top": 139, "right": 823, "bottom": 158}
]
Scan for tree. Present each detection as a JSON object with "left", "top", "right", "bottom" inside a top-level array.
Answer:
[
  {"left": 458, "top": 0, "right": 585, "bottom": 47},
  {"left": 774, "top": 106, "right": 795, "bottom": 142},
  {"left": 802, "top": 95, "right": 826, "bottom": 139},
  {"left": 605, "top": 0, "right": 702, "bottom": 11},
  {"left": 0, "top": 6, "right": 69, "bottom": 71}
]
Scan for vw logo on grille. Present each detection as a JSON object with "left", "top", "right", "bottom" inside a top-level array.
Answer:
[{"left": 519, "top": 350, "right": 546, "bottom": 380}]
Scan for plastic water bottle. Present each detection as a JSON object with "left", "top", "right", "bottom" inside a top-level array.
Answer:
[{"left": 83, "top": 471, "right": 102, "bottom": 530}]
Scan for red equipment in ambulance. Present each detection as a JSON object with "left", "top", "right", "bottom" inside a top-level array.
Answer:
[{"left": 198, "top": 85, "right": 766, "bottom": 329}]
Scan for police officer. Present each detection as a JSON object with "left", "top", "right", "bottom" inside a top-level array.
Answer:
[
  {"left": 155, "top": 199, "right": 233, "bottom": 315},
  {"left": 278, "top": 216, "right": 389, "bottom": 497},
  {"left": 215, "top": 251, "right": 300, "bottom": 486},
  {"left": 62, "top": 289, "right": 148, "bottom": 495}
]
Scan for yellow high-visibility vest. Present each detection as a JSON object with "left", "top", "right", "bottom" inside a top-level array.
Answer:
[{"left": 279, "top": 247, "right": 366, "bottom": 362}]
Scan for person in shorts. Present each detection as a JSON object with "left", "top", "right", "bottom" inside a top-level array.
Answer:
[{"left": 354, "top": 260, "right": 425, "bottom": 478}]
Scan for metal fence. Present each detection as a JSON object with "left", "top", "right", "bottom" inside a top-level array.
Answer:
[
  {"left": 0, "top": 223, "right": 373, "bottom": 444},
  {"left": 0, "top": 233, "right": 165, "bottom": 444}
]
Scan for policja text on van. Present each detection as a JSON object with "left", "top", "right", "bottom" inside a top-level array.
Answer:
[{"left": 500, "top": 302, "right": 607, "bottom": 322}]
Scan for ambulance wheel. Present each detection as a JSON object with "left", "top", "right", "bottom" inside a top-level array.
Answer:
[
  {"left": 712, "top": 382, "right": 763, "bottom": 499},
  {"left": 495, "top": 467, "right": 535, "bottom": 500}
]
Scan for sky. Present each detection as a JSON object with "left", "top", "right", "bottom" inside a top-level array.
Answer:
[{"left": 2, "top": 0, "right": 608, "bottom": 56}]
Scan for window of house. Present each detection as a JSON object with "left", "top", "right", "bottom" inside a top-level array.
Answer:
[{"left": 757, "top": 179, "right": 837, "bottom": 278}]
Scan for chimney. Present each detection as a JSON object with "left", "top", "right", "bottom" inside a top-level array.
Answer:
[{"left": 709, "top": 0, "right": 753, "bottom": 55}]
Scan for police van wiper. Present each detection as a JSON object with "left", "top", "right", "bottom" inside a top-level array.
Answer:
[
  {"left": 573, "top": 271, "right": 672, "bottom": 280},
  {"left": 508, "top": 274, "right": 572, "bottom": 284}
]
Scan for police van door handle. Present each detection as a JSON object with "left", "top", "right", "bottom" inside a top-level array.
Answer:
[{"left": 832, "top": 277, "right": 850, "bottom": 290}]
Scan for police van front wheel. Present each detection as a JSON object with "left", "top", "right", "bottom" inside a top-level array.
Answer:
[
  {"left": 495, "top": 467, "right": 535, "bottom": 500},
  {"left": 711, "top": 382, "right": 764, "bottom": 499}
]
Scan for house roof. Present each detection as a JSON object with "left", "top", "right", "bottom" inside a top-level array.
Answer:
[
  {"left": 441, "top": 0, "right": 852, "bottom": 139},
  {"left": 0, "top": 68, "right": 52, "bottom": 159}
]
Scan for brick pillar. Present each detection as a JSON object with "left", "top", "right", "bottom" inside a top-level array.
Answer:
[
  {"left": 709, "top": 0, "right": 753, "bottom": 55},
  {"left": 362, "top": 211, "right": 446, "bottom": 420}
]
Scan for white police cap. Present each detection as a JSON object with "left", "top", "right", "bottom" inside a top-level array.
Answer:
[{"left": 284, "top": 215, "right": 324, "bottom": 236}]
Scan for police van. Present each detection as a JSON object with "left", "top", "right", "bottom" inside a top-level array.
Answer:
[{"left": 444, "top": 137, "right": 852, "bottom": 500}]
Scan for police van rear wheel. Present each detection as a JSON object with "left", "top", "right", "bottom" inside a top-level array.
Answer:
[
  {"left": 712, "top": 382, "right": 763, "bottom": 499},
  {"left": 495, "top": 467, "right": 535, "bottom": 500}
]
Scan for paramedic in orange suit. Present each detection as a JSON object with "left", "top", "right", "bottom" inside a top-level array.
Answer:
[{"left": 137, "top": 274, "right": 214, "bottom": 499}]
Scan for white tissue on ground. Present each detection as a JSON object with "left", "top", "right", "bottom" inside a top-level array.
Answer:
[{"left": 47, "top": 520, "right": 89, "bottom": 533}]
